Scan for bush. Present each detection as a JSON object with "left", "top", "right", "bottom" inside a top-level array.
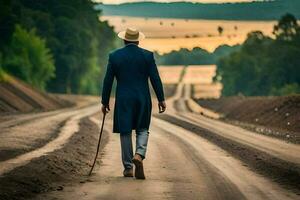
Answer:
[
  {"left": 0, "top": 0, "right": 117, "bottom": 94},
  {"left": 271, "top": 83, "right": 300, "bottom": 96},
  {"left": 3, "top": 25, "right": 55, "bottom": 90},
  {"left": 217, "top": 14, "right": 300, "bottom": 96}
]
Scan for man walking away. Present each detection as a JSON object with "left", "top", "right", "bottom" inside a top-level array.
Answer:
[{"left": 101, "top": 28, "right": 166, "bottom": 179}]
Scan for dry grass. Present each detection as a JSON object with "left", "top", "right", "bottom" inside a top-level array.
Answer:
[
  {"left": 183, "top": 65, "right": 222, "bottom": 99},
  {"left": 158, "top": 66, "right": 184, "bottom": 84},
  {"left": 101, "top": 16, "right": 276, "bottom": 53},
  {"left": 183, "top": 65, "right": 217, "bottom": 84},
  {"left": 158, "top": 65, "right": 222, "bottom": 99},
  {"left": 193, "top": 83, "right": 223, "bottom": 99}
]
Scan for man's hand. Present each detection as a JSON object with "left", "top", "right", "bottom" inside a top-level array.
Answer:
[
  {"left": 101, "top": 104, "right": 110, "bottom": 115},
  {"left": 158, "top": 101, "right": 166, "bottom": 113}
]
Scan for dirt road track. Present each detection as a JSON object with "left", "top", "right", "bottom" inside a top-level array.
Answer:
[
  {"left": 178, "top": 112, "right": 300, "bottom": 164},
  {"left": 167, "top": 78, "right": 300, "bottom": 190},
  {"left": 38, "top": 117, "right": 298, "bottom": 200},
  {"left": 0, "top": 104, "right": 99, "bottom": 175},
  {"left": 171, "top": 82, "right": 300, "bottom": 164}
]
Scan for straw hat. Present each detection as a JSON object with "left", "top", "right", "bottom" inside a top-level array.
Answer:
[{"left": 118, "top": 28, "right": 145, "bottom": 42}]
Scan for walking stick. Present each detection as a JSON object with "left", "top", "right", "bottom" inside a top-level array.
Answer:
[{"left": 88, "top": 112, "right": 106, "bottom": 176}]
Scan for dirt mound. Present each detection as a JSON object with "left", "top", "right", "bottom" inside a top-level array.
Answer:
[
  {"left": 196, "top": 96, "right": 300, "bottom": 137},
  {"left": 0, "top": 75, "right": 71, "bottom": 113},
  {"left": 0, "top": 116, "right": 109, "bottom": 200}
]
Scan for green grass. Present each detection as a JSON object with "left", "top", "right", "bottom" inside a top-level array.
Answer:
[{"left": 0, "top": 69, "right": 9, "bottom": 82}]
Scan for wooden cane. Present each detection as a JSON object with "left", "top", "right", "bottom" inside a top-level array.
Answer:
[{"left": 88, "top": 112, "right": 106, "bottom": 176}]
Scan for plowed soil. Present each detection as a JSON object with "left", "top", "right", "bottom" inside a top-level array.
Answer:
[
  {"left": 195, "top": 96, "right": 300, "bottom": 142},
  {"left": 0, "top": 76, "right": 71, "bottom": 113}
]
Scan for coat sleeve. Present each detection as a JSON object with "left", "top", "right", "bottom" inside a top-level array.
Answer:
[
  {"left": 101, "top": 54, "right": 115, "bottom": 105},
  {"left": 149, "top": 52, "right": 165, "bottom": 102}
]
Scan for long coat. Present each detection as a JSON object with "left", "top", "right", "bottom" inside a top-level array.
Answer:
[{"left": 101, "top": 44, "right": 165, "bottom": 133}]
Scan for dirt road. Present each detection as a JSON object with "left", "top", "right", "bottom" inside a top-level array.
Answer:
[
  {"left": 36, "top": 114, "right": 297, "bottom": 200},
  {"left": 41, "top": 86, "right": 299, "bottom": 199},
  {"left": 0, "top": 74, "right": 299, "bottom": 199}
]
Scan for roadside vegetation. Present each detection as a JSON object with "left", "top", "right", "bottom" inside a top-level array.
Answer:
[
  {"left": 2, "top": 25, "right": 55, "bottom": 90},
  {"left": 156, "top": 13, "right": 300, "bottom": 97},
  {"left": 155, "top": 45, "right": 240, "bottom": 65},
  {"left": 0, "top": 0, "right": 117, "bottom": 94},
  {"left": 217, "top": 14, "right": 300, "bottom": 96},
  {"left": 0, "top": 69, "right": 6, "bottom": 82}
]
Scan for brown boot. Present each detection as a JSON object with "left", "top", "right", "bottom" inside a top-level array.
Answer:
[
  {"left": 132, "top": 154, "right": 145, "bottom": 179},
  {"left": 123, "top": 168, "right": 133, "bottom": 177}
]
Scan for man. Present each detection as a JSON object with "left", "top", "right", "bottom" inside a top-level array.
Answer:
[{"left": 101, "top": 28, "right": 166, "bottom": 179}]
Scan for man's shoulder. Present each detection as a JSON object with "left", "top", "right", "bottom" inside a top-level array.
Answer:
[
  {"left": 109, "top": 47, "right": 124, "bottom": 57},
  {"left": 138, "top": 47, "right": 153, "bottom": 56},
  {"left": 109, "top": 46, "right": 153, "bottom": 59}
]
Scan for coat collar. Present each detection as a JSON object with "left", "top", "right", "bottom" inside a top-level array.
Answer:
[{"left": 125, "top": 43, "right": 138, "bottom": 48}]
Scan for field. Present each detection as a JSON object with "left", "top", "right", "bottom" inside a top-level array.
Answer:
[
  {"left": 193, "top": 83, "right": 223, "bottom": 99},
  {"left": 100, "top": 16, "right": 276, "bottom": 53},
  {"left": 158, "top": 66, "right": 184, "bottom": 84},
  {"left": 183, "top": 65, "right": 216, "bottom": 84},
  {"left": 183, "top": 65, "right": 222, "bottom": 98},
  {"left": 158, "top": 65, "right": 222, "bottom": 99}
]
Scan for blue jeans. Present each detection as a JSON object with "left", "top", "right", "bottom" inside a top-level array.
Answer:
[{"left": 120, "top": 129, "right": 149, "bottom": 169}]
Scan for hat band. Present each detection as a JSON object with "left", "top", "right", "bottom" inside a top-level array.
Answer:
[{"left": 125, "top": 32, "right": 139, "bottom": 40}]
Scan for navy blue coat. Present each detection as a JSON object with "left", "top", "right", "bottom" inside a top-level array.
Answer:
[{"left": 101, "top": 44, "right": 165, "bottom": 133}]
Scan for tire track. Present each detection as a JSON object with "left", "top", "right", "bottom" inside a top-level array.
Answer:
[
  {"left": 153, "top": 117, "right": 298, "bottom": 200},
  {"left": 155, "top": 113, "right": 300, "bottom": 193},
  {"left": 0, "top": 104, "right": 99, "bottom": 176}
]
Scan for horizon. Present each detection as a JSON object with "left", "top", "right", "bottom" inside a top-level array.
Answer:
[{"left": 94, "top": 0, "right": 267, "bottom": 5}]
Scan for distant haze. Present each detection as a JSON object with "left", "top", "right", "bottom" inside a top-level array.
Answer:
[
  {"left": 96, "top": 1, "right": 300, "bottom": 20},
  {"left": 96, "top": 0, "right": 259, "bottom": 4}
]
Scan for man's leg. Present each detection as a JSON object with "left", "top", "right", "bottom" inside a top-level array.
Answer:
[
  {"left": 135, "top": 129, "right": 149, "bottom": 159},
  {"left": 132, "top": 129, "right": 149, "bottom": 179},
  {"left": 120, "top": 132, "right": 133, "bottom": 177}
]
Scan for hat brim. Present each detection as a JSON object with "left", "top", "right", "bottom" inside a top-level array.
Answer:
[{"left": 117, "top": 31, "right": 145, "bottom": 41}]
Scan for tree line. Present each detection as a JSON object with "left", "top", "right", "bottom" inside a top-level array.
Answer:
[
  {"left": 154, "top": 45, "right": 240, "bottom": 66},
  {"left": 0, "top": 0, "right": 117, "bottom": 94},
  {"left": 217, "top": 14, "right": 300, "bottom": 96},
  {"left": 96, "top": 0, "right": 300, "bottom": 20}
]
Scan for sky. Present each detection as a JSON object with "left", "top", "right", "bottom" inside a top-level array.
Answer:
[{"left": 96, "top": 0, "right": 262, "bottom": 4}]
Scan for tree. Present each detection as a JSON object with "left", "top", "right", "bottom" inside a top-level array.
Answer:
[
  {"left": 3, "top": 25, "right": 55, "bottom": 90},
  {"left": 0, "top": 0, "right": 117, "bottom": 95},
  {"left": 271, "top": 83, "right": 300, "bottom": 96},
  {"left": 216, "top": 14, "right": 300, "bottom": 96},
  {"left": 217, "top": 26, "right": 224, "bottom": 36},
  {"left": 0, "top": 0, "right": 14, "bottom": 50},
  {"left": 155, "top": 45, "right": 240, "bottom": 66},
  {"left": 273, "top": 13, "right": 299, "bottom": 41}
]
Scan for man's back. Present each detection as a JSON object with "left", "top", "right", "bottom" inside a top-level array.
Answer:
[
  {"left": 111, "top": 44, "right": 153, "bottom": 96},
  {"left": 101, "top": 43, "right": 164, "bottom": 133}
]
